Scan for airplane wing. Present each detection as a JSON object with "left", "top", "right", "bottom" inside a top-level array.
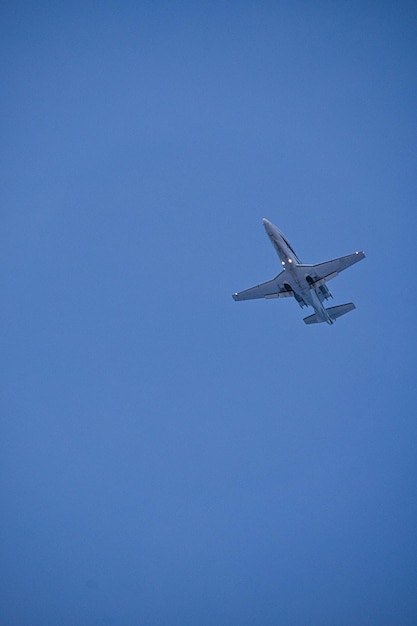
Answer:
[
  {"left": 232, "top": 270, "right": 293, "bottom": 301},
  {"left": 300, "top": 251, "right": 365, "bottom": 287}
]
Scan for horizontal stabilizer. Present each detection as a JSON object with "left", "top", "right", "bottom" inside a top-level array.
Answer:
[{"left": 303, "top": 303, "right": 356, "bottom": 325}]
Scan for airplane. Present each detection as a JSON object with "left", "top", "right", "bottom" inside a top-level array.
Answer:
[{"left": 232, "top": 219, "right": 365, "bottom": 325}]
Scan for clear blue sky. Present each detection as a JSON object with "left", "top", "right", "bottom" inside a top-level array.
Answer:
[{"left": 2, "top": 2, "right": 417, "bottom": 624}]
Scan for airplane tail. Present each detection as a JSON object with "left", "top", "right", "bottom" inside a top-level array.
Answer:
[{"left": 303, "top": 303, "right": 356, "bottom": 325}]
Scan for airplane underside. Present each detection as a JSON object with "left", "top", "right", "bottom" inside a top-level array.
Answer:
[{"left": 232, "top": 219, "right": 365, "bottom": 326}]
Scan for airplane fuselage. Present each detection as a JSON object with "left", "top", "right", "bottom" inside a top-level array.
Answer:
[{"left": 262, "top": 219, "right": 334, "bottom": 324}]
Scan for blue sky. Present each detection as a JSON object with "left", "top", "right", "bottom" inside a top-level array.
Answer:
[{"left": 2, "top": 2, "right": 417, "bottom": 624}]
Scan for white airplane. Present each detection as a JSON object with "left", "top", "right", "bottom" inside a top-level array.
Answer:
[{"left": 233, "top": 219, "right": 365, "bottom": 325}]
